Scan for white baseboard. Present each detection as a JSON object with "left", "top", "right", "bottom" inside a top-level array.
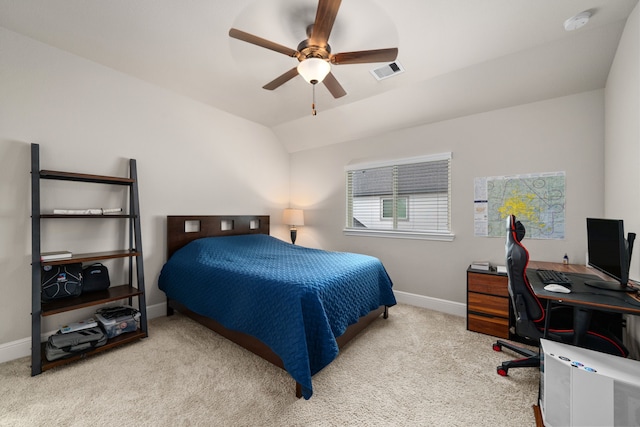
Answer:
[
  {"left": 0, "top": 337, "right": 31, "bottom": 365},
  {"left": 145, "top": 301, "right": 168, "bottom": 320},
  {"left": 0, "top": 296, "right": 465, "bottom": 365},
  {"left": 393, "top": 290, "right": 466, "bottom": 318},
  {"left": 0, "top": 301, "right": 167, "bottom": 365}
]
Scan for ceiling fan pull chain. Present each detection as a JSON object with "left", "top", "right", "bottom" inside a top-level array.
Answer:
[{"left": 312, "top": 83, "right": 317, "bottom": 116}]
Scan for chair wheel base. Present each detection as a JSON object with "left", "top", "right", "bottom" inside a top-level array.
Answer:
[
  {"left": 492, "top": 343, "right": 502, "bottom": 352},
  {"left": 497, "top": 366, "right": 508, "bottom": 376}
]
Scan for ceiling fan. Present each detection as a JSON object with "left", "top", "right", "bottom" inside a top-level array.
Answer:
[{"left": 228, "top": 0, "right": 399, "bottom": 100}]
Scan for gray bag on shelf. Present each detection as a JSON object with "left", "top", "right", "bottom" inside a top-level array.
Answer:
[{"left": 45, "top": 327, "right": 107, "bottom": 361}]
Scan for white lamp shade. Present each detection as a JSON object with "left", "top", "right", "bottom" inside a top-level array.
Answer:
[
  {"left": 297, "top": 58, "right": 331, "bottom": 84},
  {"left": 283, "top": 208, "right": 304, "bottom": 226}
]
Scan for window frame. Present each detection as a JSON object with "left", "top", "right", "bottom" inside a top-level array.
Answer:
[{"left": 344, "top": 152, "right": 454, "bottom": 241}]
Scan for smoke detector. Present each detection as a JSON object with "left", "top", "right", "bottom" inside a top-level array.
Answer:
[{"left": 564, "top": 11, "right": 591, "bottom": 31}]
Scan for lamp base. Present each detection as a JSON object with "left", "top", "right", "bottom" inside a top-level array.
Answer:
[{"left": 290, "top": 228, "right": 297, "bottom": 245}]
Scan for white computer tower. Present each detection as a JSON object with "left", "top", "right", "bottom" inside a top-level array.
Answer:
[{"left": 540, "top": 339, "right": 640, "bottom": 426}]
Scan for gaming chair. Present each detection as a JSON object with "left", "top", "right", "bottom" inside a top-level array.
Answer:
[{"left": 492, "top": 214, "right": 628, "bottom": 376}]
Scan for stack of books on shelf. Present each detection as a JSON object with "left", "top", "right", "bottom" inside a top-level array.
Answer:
[
  {"left": 470, "top": 261, "right": 491, "bottom": 271},
  {"left": 53, "top": 208, "right": 122, "bottom": 215}
]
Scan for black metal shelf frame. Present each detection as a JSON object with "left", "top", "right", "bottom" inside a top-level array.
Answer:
[{"left": 30, "top": 143, "right": 148, "bottom": 375}]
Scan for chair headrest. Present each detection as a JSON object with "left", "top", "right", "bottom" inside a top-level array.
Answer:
[{"left": 507, "top": 214, "right": 526, "bottom": 242}]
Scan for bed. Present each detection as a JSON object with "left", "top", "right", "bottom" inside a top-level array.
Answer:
[{"left": 158, "top": 215, "right": 396, "bottom": 399}]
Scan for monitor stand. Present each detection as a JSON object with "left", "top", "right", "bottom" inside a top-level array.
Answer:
[{"left": 584, "top": 279, "right": 636, "bottom": 292}]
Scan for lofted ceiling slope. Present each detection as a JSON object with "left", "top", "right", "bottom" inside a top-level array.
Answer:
[{"left": 0, "top": 0, "right": 637, "bottom": 152}]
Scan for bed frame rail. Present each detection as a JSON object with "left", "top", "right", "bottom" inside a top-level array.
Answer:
[{"left": 168, "top": 298, "right": 388, "bottom": 398}]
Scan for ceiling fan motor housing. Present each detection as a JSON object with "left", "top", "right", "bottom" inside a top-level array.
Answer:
[{"left": 296, "top": 39, "right": 331, "bottom": 62}]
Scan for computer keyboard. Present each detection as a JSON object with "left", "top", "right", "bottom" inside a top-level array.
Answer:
[{"left": 536, "top": 269, "right": 572, "bottom": 286}]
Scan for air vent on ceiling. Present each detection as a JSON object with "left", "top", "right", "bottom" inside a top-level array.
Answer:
[{"left": 370, "top": 61, "right": 405, "bottom": 81}]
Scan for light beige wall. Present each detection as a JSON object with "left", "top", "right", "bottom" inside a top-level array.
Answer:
[
  {"left": 605, "top": 2, "right": 640, "bottom": 278},
  {"left": 291, "top": 91, "right": 605, "bottom": 304},
  {"left": 605, "top": 2, "right": 640, "bottom": 356},
  {"left": 0, "top": 28, "right": 290, "bottom": 345}
]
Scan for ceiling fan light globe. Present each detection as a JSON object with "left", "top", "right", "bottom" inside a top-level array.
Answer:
[{"left": 297, "top": 58, "right": 331, "bottom": 84}]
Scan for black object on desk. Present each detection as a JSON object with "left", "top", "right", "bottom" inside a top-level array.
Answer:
[
  {"left": 536, "top": 269, "right": 572, "bottom": 286},
  {"left": 528, "top": 269, "right": 640, "bottom": 346}
]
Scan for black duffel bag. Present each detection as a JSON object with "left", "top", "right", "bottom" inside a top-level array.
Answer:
[
  {"left": 82, "top": 263, "right": 110, "bottom": 293},
  {"left": 41, "top": 263, "right": 83, "bottom": 302}
]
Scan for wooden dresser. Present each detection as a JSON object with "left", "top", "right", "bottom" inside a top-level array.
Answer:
[{"left": 466, "top": 267, "right": 511, "bottom": 339}]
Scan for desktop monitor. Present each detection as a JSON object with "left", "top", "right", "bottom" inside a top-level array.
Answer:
[{"left": 585, "top": 218, "right": 635, "bottom": 292}]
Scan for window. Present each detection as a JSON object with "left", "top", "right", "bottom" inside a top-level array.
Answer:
[
  {"left": 345, "top": 153, "right": 453, "bottom": 240},
  {"left": 382, "top": 197, "right": 408, "bottom": 220}
]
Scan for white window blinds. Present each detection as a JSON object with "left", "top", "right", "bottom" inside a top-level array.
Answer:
[{"left": 346, "top": 153, "right": 452, "bottom": 236}]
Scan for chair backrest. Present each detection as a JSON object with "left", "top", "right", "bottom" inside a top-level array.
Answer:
[{"left": 505, "top": 214, "right": 546, "bottom": 339}]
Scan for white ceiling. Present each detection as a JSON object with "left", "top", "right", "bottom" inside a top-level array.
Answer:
[{"left": 0, "top": 0, "right": 637, "bottom": 152}]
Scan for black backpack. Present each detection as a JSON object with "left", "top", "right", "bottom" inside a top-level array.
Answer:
[{"left": 41, "top": 263, "right": 83, "bottom": 302}]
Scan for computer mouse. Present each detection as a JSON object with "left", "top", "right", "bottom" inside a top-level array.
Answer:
[{"left": 544, "top": 284, "right": 571, "bottom": 294}]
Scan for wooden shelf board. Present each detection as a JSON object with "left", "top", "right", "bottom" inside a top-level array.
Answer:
[
  {"left": 41, "top": 329, "right": 147, "bottom": 372},
  {"left": 41, "top": 250, "right": 140, "bottom": 266},
  {"left": 39, "top": 170, "right": 133, "bottom": 185},
  {"left": 40, "top": 214, "right": 134, "bottom": 219},
  {"left": 42, "top": 285, "right": 143, "bottom": 316}
]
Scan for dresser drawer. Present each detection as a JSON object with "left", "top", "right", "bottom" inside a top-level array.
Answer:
[
  {"left": 468, "top": 292, "right": 509, "bottom": 318},
  {"left": 467, "top": 272, "right": 509, "bottom": 297},
  {"left": 468, "top": 313, "right": 510, "bottom": 339}
]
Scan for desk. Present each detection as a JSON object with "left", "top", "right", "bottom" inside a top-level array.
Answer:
[{"left": 527, "top": 261, "right": 640, "bottom": 345}]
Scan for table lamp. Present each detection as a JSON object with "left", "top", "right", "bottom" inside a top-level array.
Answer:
[{"left": 283, "top": 208, "right": 304, "bottom": 244}]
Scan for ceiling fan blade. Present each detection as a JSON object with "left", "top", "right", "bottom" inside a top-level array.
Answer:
[
  {"left": 263, "top": 67, "right": 300, "bottom": 90},
  {"left": 331, "top": 48, "right": 398, "bottom": 65},
  {"left": 229, "top": 28, "right": 299, "bottom": 58},
  {"left": 323, "top": 72, "right": 347, "bottom": 98},
  {"left": 309, "top": 0, "right": 342, "bottom": 47}
]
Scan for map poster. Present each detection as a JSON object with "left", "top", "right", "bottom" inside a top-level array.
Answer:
[{"left": 474, "top": 171, "right": 566, "bottom": 239}]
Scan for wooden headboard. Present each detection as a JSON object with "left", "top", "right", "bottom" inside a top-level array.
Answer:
[{"left": 166, "top": 215, "right": 270, "bottom": 259}]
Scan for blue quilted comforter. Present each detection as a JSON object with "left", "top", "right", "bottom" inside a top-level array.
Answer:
[{"left": 158, "top": 234, "right": 396, "bottom": 399}]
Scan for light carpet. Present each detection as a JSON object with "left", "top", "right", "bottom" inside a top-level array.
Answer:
[{"left": 0, "top": 304, "right": 539, "bottom": 426}]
